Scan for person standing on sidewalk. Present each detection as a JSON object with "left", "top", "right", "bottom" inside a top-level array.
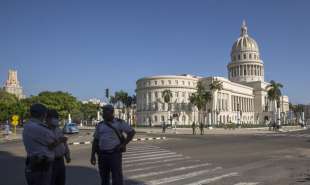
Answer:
[
  {"left": 46, "top": 109, "right": 71, "bottom": 185},
  {"left": 199, "top": 122, "right": 204, "bottom": 135},
  {"left": 191, "top": 122, "right": 196, "bottom": 135},
  {"left": 90, "top": 105, "right": 136, "bottom": 185},
  {"left": 162, "top": 121, "right": 166, "bottom": 133},
  {"left": 23, "top": 104, "right": 67, "bottom": 185}
]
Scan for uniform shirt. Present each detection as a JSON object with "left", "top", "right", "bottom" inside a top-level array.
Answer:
[
  {"left": 94, "top": 119, "right": 133, "bottom": 151},
  {"left": 23, "top": 118, "right": 56, "bottom": 161},
  {"left": 53, "top": 127, "right": 69, "bottom": 158}
]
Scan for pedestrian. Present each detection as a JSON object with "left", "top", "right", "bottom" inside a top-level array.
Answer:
[
  {"left": 46, "top": 109, "right": 71, "bottom": 185},
  {"left": 90, "top": 104, "right": 136, "bottom": 185},
  {"left": 199, "top": 122, "right": 204, "bottom": 135},
  {"left": 191, "top": 122, "right": 196, "bottom": 135},
  {"left": 162, "top": 121, "right": 166, "bottom": 133},
  {"left": 23, "top": 104, "right": 67, "bottom": 185}
]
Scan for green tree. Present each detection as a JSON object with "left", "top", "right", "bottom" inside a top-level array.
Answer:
[
  {"left": 81, "top": 102, "right": 99, "bottom": 121},
  {"left": 27, "top": 91, "right": 81, "bottom": 121},
  {"left": 0, "top": 90, "right": 19, "bottom": 122},
  {"left": 189, "top": 81, "right": 212, "bottom": 126},
  {"left": 267, "top": 80, "right": 283, "bottom": 126},
  {"left": 209, "top": 79, "right": 223, "bottom": 124}
]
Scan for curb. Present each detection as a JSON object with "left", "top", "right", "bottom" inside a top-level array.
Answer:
[{"left": 68, "top": 137, "right": 167, "bottom": 145}]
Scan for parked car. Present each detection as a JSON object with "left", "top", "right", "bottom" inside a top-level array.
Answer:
[{"left": 63, "top": 123, "right": 79, "bottom": 134}]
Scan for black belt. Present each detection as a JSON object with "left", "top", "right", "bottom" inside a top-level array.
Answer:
[
  {"left": 55, "top": 156, "right": 64, "bottom": 160},
  {"left": 99, "top": 149, "right": 120, "bottom": 155}
]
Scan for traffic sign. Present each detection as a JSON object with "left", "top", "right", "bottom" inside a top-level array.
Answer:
[{"left": 11, "top": 115, "right": 19, "bottom": 126}]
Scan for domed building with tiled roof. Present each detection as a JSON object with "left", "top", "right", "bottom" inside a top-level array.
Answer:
[{"left": 136, "top": 21, "right": 289, "bottom": 126}]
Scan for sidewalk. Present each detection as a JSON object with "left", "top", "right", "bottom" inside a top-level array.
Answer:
[
  {"left": 133, "top": 126, "right": 307, "bottom": 135},
  {"left": 0, "top": 131, "right": 22, "bottom": 144}
]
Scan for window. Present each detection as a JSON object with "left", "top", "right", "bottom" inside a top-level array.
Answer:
[
  {"left": 182, "top": 92, "right": 185, "bottom": 97},
  {"left": 182, "top": 81, "right": 185, "bottom": 85},
  {"left": 238, "top": 55, "right": 241, "bottom": 60},
  {"left": 168, "top": 80, "right": 171, "bottom": 84},
  {"left": 243, "top": 54, "right": 246, "bottom": 59},
  {"left": 175, "top": 80, "right": 178, "bottom": 85},
  {"left": 155, "top": 92, "right": 158, "bottom": 98},
  {"left": 249, "top": 54, "right": 252, "bottom": 59},
  {"left": 161, "top": 80, "right": 164, "bottom": 85},
  {"left": 188, "top": 81, "right": 190, "bottom": 86},
  {"left": 155, "top": 81, "right": 157, "bottom": 85},
  {"left": 161, "top": 116, "right": 165, "bottom": 122},
  {"left": 254, "top": 54, "right": 256, "bottom": 59},
  {"left": 176, "top": 92, "right": 179, "bottom": 97},
  {"left": 154, "top": 116, "right": 158, "bottom": 122}
]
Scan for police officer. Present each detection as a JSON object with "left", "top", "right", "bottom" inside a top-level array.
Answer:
[
  {"left": 90, "top": 104, "right": 136, "bottom": 185},
  {"left": 46, "top": 109, "right": 71, "bottom": 185},
  {"left": 23, "top": 104, "right": 67, "bottom": 185}
]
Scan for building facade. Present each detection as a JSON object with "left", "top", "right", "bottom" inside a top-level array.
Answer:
[
  {"left": 3, "top": 70, "right": 25, "bottom": 99},
  {"left": 136, "top": 21, "right": 289, "bottom": 126}
]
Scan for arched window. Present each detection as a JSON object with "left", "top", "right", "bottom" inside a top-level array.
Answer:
[{"left": 154, "top": 115, "right": 158, "bottom": 122}]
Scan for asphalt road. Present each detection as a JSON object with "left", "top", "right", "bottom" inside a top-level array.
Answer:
[{"left": 1, "top": 129, "right": 310, "bottom": 185}]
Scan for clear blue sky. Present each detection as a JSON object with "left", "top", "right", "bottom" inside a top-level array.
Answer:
[{"left": 1, "top": 0, "right": 309, "bottom": 103}]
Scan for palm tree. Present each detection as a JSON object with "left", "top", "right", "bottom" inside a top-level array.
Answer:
[
  {"left": 162, "top": 89, "right": 173, "bottom": 125},
  {"left": 267, "top": 80, "right": 283, "bottom": 127},
  {"left": 189, "top": 81, "right": 212, "bottom": 127},
  {"left": 209, "top": 79, "right": 223, "bottom": 125}
]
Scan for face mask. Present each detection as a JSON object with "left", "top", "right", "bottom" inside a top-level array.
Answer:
[{"left": 51, "top": 118, "right": 60, "bottom": 127}]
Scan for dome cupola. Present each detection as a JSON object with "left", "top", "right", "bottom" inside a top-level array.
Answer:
[{"left": 228, "top": 20, "right": 264, "bottom": 83}]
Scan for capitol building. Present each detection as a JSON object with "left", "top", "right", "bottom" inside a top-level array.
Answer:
[{"left": 136, "top": 21, "right": 289, "bottom": 126}]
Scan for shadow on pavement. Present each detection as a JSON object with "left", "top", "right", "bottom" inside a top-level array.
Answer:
[{"left": 0, "top": 151, "right": 144, "bottom": 185}]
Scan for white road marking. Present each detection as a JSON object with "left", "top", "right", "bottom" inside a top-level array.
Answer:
[
  {"left": 124, "top": 160, "right": 200, "bottom": 173},
  {"left": 124, "top": 152, "right": 176, "bottom": 160},
  {"left": 127, "top": 145, "right": 161, "bottom": 150},
  {"left": 124, "top": 150, "right": 173, "bottom": 156},
  {"left": 144, "top": 167, "right": 222, "bottom": 185},
  {"left": 124, "top": 156, "right": 190, "bottom": 167},
  {"left": 185, "top": 172, "right": 239, "bottom": 185},
  {"left": 129, "top": 163, "right": 211, "bottom": 179},
  {"left": 125, "top": 149, "right": 168, "bottom": 155},
  {"left": 123, "top": 154, "right": 183, "bottom": 164},
  {"left": 234, "top": 183, "right": 260, "bottom": 185}
]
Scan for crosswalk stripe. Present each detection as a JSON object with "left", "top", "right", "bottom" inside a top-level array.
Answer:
[
  {"left": 124, "top": 154, "right": 183, "bottom": 164},
  {"left": 234, "top": 183, "right": 259, "bottom": 185},
  {"left": 125, "top": 149, "right": 168, "bottom": 155},
  {"left": 127, "top": 146, "right": 161, "bottom": 150},
  {"left": 124, "top": 152, "right": 176, "bottom": 160},
  {"left": 144, "top": 167, "right": 222, "bottom": 185},
  {"left": 124, "top": 156, "right": 190, "bottom": 167},
  {"left": 185, "top": 172, "right": 239, "bottom": 185},
  {"left": 124, "top": 150, "right": 173, "bottom": 157},
  {"left": 129, "top": 163, "right": 211, "bottom": 179},
  {"left": 124, "top": 160, "right": 200, "bottom": 173}
]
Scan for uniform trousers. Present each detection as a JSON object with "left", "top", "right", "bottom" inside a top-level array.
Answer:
[
  {"left": 98, "top": 151, "right": 123, "bottom": 185},
  {"left": 25, "top": 158, "right": 53, "bottom": 185},
  {"left": 51, "top": 157, "right": 66, "bottom": 185}
]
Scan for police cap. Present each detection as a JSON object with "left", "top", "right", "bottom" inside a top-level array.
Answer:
[{"left": 30, "top": 103, "right": 48, "bottom": 118}]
